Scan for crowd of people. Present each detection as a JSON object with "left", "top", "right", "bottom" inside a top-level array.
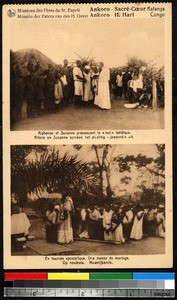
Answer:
[
  {"left": 110, "top": 69, "right": 147, "bottom": 103},
  {"left": 10, "top": 58, "right": 150, "bottom": 125},
  {"left": 11, "top": 191, "right": 165, "bottom": 251},
  {"left": 45, "top": 196, "right": 165, "bottom": 245}
]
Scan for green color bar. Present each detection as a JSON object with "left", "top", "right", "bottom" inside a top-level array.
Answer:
[{"left": 90, "top": 273, "right": 132, "bottom": 280}]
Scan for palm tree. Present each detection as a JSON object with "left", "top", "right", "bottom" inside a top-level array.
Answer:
[{"left": 11, "top": 146, "right": 97, "bottom": 206}]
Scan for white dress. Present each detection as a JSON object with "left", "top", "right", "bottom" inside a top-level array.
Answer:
[
  {"left": 112, "top": 223, "right": 125, "bottom": 244},
  {"left": 79, "top": 208, "right": 89, "bottom": 238},
  {"left": 94, "top": 66, "right": 111, "bottom": 109},
  {"left": 130, "top": 211, "right": 144, "bottom": 240},
  {"left": 111, "top": 212, "right": 125, "bottom": 244},
  {"left": 57, "top": 197, "right": 74, "bottom": 244},
  {"left": 122, "top": 210, "right": 134, "bottom": 224}
]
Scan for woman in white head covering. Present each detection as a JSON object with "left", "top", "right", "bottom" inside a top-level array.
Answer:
[
  {"left": 130, "top": 204, "right": 144, "bottom": 240},
  {"left": 57, "top": 192, "right": 74, "bottom": 244}
]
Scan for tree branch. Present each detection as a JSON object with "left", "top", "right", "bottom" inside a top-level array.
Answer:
[{"left": 145, "top": 166, "right": 165, "bottom": 178}]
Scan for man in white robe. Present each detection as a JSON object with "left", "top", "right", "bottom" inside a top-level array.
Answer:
[{"left": 94, "top": 62, "right": 111, "bottom": 109}]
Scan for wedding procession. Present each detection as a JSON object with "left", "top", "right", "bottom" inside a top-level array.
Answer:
[
  {"left": 11, "top": 192, "right": 165, "bottom": 255},
  {"left": 11, "top": 144, "right": 165, "bottom": 256}
]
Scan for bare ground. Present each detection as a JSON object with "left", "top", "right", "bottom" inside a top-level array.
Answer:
[{"left": 12, "top": 100, "right": 164, "bottom": 131}]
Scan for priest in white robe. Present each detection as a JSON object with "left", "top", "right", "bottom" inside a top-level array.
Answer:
[{"left": 94, "top": 62, "right": 111, "bottom": 110}]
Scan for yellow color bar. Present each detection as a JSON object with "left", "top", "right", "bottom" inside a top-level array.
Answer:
[{"left": 48, "top": 273, "right": 89, "bottom": 280}]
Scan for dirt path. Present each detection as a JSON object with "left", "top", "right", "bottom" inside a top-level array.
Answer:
[{"left": 12, "top": 100, "right": 164, "bottom": 131}]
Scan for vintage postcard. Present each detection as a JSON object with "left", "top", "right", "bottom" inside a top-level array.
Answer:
[{"left": 3, "top": 3, "right": 172, "bottom": 269}]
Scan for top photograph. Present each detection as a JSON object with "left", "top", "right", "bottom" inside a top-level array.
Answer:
[{"left": 9, "top": 14, "right": 166, "bottom": 131}]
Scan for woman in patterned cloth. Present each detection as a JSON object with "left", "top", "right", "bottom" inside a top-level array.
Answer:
[{"left": 57, "top": 192, "right": 74, "bottom": 244}]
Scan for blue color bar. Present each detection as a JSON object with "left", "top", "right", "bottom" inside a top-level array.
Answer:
[{"left": 133, "top": 273, "right": 174, "bottom": 280}]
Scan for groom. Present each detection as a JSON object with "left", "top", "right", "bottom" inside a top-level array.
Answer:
[{"left": 73, "top": 60, "right": 86, "bottom": 108}]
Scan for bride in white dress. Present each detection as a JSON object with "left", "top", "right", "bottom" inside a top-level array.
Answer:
[
  {"left": 57, "top": 194, "right": 74, "bottom": 244},
  {"left": 130, "top": 205, "right": 144, "bottom": 240}
]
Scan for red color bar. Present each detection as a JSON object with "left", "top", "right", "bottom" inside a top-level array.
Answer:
[{"left": 5, "top": 273, "right": 47, "bottom": 280}]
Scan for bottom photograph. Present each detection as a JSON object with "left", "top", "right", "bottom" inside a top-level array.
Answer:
[{"left": 11, "top": 144, "right": 165, "bottom": 256}]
